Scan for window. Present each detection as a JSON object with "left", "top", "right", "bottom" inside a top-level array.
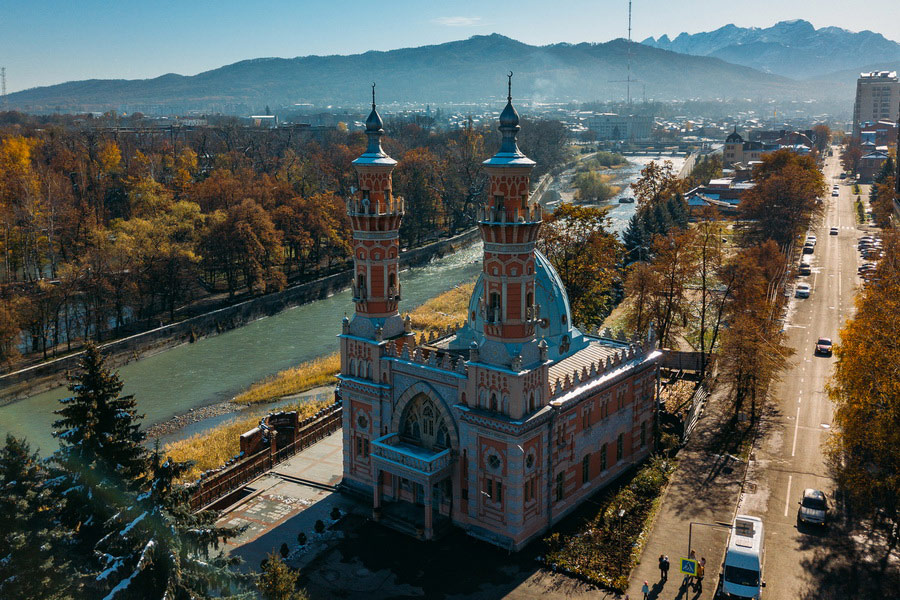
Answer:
[
  {"left": 364, "top": 439, "right": 369, "bottom": 458},
  {"left": 388, "top": 272, "right": 396, "bottom": 290},
  {"left": 484, "top": 477, "right": 503, "bottom": 504},
  {"left": 555, "top": 472, "right": 565, "bottom": 501},
  {"left": 582, "top": 410, "right": 589, "bottom": 430},
  {"left": 356, "top": 436, "right": 362, "bottom": 456},
  {"left": 488, "top": 292, "right": 501, "bottom": 323},
  {"left": 600, "top": 443, "right": 608, "bottom": 471},
  {"left": 582, "top": 454, "right": 591, "bottom": 484},
  {"left": 357, "top": 274, "right": 367, "bottom": 298},
  {"left": 484, "top": 478, "right": 493, "bottom": 499},
  {"left": 490, "top": 393, "right": 498, "bottom": 412},
  {"left": 640, "top": 422, "right": 647, "bottom": 447},
  {"left": 617, "top": 433, "right": 624, "bottom": 462}
]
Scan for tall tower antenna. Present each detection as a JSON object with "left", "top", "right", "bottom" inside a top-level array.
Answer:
[
  {"left": 608, "top": 2, "right": 639, "bottom": 106},
  {"left": 1, "top": 68, "right": 6, "bottom": 110}
]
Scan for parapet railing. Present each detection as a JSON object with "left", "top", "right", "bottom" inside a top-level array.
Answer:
[{"left": 189, "top": 402, "right": 343, "bottom": 511}]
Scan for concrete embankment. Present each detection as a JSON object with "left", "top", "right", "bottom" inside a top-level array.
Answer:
[{"left": 0, "top": 228, "right": 479, "bottom": 403}]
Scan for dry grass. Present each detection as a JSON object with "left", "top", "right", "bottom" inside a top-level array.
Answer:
[
  {"left": 233, "top": 352, "right": 340, "bottom": 406},
  {"left": 164, "top": 398, "right": 330, "bottom": 482},
  {"left": 408, "top": 282, "right": 474, "bottom": 334}
]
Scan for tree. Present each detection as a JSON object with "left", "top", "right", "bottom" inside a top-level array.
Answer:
[
  {"left": 812, "top": 124, "right": 831, "bottom": 153},
  {"left": 621, "top": 213, "right": 650, "bottom": 265},
  {"left": 630, "top": 159, "right": 683, "bottom": 209},
  {"left": 840, "top": 142, "right": 863, "bottom": 175},
  {"left": 0, "top": 297, "right": 22, "bottom": 365},
  {"left": 686, "top": 155, "right": 723, "bottom": 187},
  {"left": 826, "top": 231, "right": 900, "bottom": 570},
  {"left": 50, "top": 343, "right": 147, "bottom": 562},
  {"left": 693, "top": 209, "right": 726, "bottom": 376},
  {"left": 537, "top": 203, "right": 622, "bottom": 326},
  {"left": 93, "top": 448, "right": 248, "bottom": 599},
  {"left": 0, "top": 435, "right": 72, "bottom": 600},
  {"left": 572, "top": 171, "right": 617, "bottom": 203},
  {"left": 739, "top": 149, "right": 825, "bottom": 249},
  {"left": 257, "top": 552, "right": 308, "bottom": 600}
]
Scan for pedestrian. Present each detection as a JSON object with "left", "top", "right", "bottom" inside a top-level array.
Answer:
[
  {"left": 642, "top": 580, "right": 650, "bottom": 600},
  {"left": 658, "top": 554, "right": 666, "bottom": 580},
  {"left": 695, "top": 557, "right": 706, "bottom": 592},
  {"left": 662, "top": 555, "right": 670, "bottom": 580}
]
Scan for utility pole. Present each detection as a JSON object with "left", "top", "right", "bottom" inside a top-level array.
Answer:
[{"left": 1, "top": 68, "right": 6, "bottom": 110}]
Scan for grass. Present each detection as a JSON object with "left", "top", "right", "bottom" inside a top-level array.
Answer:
[
  {"left": 164, "top": 281, "right": 476, "bottom": 480},
  {"left": 234, "top": 353, "right": 341, "bottom": 406}
]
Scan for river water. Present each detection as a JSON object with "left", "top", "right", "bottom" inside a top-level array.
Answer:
[
  {"left": 0, "top": 243, "right": 484, "bottom": 452},
  {"left": 0, "top": 154, "right": 684, "bottom": 453}
]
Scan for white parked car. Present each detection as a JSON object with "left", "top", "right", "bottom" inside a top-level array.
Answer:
[{"left": 795, "top": 283, "right": 811, "bottom": 298}]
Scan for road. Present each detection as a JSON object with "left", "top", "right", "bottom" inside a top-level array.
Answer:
[{"left": 737, "top": 148, "right": 874, "bottom": 599}]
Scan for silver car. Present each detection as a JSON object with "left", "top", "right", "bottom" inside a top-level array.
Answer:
[{"left": 798, "top": 489, "right": 828, "bottom": 526}]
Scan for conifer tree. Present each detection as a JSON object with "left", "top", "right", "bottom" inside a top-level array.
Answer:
[
  {"left": 257, "top": 552, "right": 309, "bottom": 600},
  {"left": 50, "top": 343, "right": 148, "bottom": 563},
  {"left": 92, "top": 447, "right": 249, "bottom": 599},
  {"left": 666, "top": 193, "right": 689, "bottom": 229},
  {"left": 0, "top": 435, "right": 73, "bottom": 599},
  {"left": 622, "top": 212, "right": 650, "bottom": 264}
]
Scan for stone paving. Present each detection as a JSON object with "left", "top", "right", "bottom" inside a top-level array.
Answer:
[{"left": 216, "top": 428, "right": 360, "bottom": 571}]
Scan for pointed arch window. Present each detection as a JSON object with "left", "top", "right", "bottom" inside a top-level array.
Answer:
[{"left": 400, "top": 394, "right": 450, "bottom": 451}]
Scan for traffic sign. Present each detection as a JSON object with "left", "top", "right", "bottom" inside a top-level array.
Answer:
[{"left": 680, "top": 558, "right": 697, "bottom": 576}]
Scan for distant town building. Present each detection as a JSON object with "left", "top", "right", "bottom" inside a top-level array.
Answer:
[
  {"left": 722, "top": 128, "right": 814, "bottom": 167},
  {"left": 247, "top": 115, "right": 279, "bottom": 128},
  {"left": 852, "top": 71, "right": 900, "bottom": 139},
  {"left": 859, "top": 120, "right": 899, "bottom": 147},
  {"left": 685, "top": 176, "right": 755, "bottom": 217},
  {"left": 587, "top": 113, "right": 653, "bottom": 141},
  {"left": 858, "top": 149, "right": 891, "bottom": 184},
  {"left": 339, "top": 89, "right": 660, "bottom": 551}
]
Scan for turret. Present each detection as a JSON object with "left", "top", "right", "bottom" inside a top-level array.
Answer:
[
  {"left": 347, "top": 84, "right": 405, "bottom": 339},
  {"left": 478, "top": 73, "right": 540, "bottom": 344}
]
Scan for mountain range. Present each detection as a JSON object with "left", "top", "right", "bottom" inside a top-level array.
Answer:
[
  {"left": 642, "top": 19, "right": 900, "bottom": 79},
  {"left": 6, "top": 22, "right": 898, "bottom": 114},
  {"left": 6, "top": 34, "right": 812, "bottom": 114}
]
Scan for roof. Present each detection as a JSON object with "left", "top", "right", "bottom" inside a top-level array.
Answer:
[
  {"left": 728, "top": 515, "right": 763, "bottom": 556},
  {"left": 547, "top": 338, "right": 625, "bottom": 384}
]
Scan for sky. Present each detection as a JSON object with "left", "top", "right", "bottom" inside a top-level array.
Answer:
[{"left": 2, "top": 0, "right": 899, "bottom": 93}]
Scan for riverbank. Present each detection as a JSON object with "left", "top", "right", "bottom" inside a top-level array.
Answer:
[{"left": 0, "top": 227, "right": 480, "bottom": 404}]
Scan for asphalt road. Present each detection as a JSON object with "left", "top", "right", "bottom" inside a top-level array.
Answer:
[{"left": 736, "top": 148, "right": 874, "bottom": 599}]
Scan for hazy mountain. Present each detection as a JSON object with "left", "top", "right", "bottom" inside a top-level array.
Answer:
[
  {"left": 7, "top": 34, "right": 815, "bottom": 114},
  {"left": 642, "top": 20, "right": 900, "bottom": 79}
]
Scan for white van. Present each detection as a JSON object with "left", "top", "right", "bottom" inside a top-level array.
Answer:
[{"left": 721, "top": 515, "right": 765, "bottom": 599}]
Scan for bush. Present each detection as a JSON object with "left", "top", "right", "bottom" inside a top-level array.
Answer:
[
  {"left": 280, "top": 542, "right": 290, "bottom": 558},
  {"left": 330, "top": 506, "right": 341, "bottom": 520},
  {"left": 314, "top": 519, "right": 325, "bottom": 534},
  {"left": 296, "top": 532, "right": 307, "bottom": 546}
]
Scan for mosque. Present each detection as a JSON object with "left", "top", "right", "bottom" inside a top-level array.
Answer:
[{"left": 338, "top": 81, "right": 662, "bottom": 550}]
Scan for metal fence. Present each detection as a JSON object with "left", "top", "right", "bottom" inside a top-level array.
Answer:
[{"left": 189, "top": 403, "right": 342, "bottom": 511}]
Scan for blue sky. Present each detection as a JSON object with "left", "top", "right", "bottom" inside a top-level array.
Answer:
[{"left": 2, "top": 0, "right": 898, "bottom": 93}]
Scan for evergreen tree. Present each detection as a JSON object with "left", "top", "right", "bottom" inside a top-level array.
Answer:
[
  {"left": 50, "top": 343, "right": 148, "bottom": 563},
  {"left": 257, "top": 552, "right": 308, "bottom": 600},
  {"left": 666, "top": 193, "right": 689, "bottom": 229},
  {"left": 651, "top": 202, "right": 673, "bottom": 237},
  {"left": 622, "top": 213, "right": 650, "bottom": 264},
  {"left": 0, "top": 435, "right": 73, "bottom": 599},
  {"left": 93, "top": 448, "right": 249, "bottom": 599}
]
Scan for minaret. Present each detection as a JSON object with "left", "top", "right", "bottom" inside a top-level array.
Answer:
[
  {"left": 346, "top": 84, "right": 405, "bottom": 339},
  {"left": 478, "top": 73, "right": 541, "bottom": 350}
]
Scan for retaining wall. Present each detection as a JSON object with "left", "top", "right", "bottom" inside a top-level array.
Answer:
[{"left": 1, "top": 228, "right": 480, "bottom": 401}]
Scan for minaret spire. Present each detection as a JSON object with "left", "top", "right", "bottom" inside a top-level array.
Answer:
[
  {"left": 372, "top": 82, "right": 376, "bottom": 108},
  {"left": 507, "top": 71, "right": 512, "bottom": 102}
]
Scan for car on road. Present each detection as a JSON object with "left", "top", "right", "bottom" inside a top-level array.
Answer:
[
  {"left": 797, "top": 489, "right": 829, "bottom": 526},
  {"left": 795, "top": 283, "right": 811, "bottom": 298},
  {"left": 830, "top": 227, "right": 839, "bottom": 235},
  {"left": 831, "top": 191, "right": 839, "bottom": 197},
  {"left": 840, "top": 173, "right": 847, "bottom": 179},
  {"left": 815, "top": 338, "right": 833, "bottom": 356},
  {"left": 806, "top": 234, "right": 816, "bottom": 245},
  {"left": 802, "top": 243, "right": 814, "bottom": 254},
  {"left": 858, "top": 263, "right": 876, "bottom": 273}
]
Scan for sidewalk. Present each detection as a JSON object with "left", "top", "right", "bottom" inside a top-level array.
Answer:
[{"left": 625, "top": 382, "right": 748, "bottom": 600}]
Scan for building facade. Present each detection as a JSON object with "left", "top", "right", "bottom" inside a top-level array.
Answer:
[
  {"left": 587, "top": 113, "right": 654, "bottom": 141},
  {"left": 339, "top": 87, "right": 661, "bottom": 551},
  {"left": 852, "top": 71, "right": 900, "bottom": 139}
]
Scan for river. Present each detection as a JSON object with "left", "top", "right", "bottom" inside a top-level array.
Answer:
[
  {"left": 0, "top": 153, "right": 684, "bottom": 453},
  {"left": 0, "top": 243, "right": 484, "bottom": 453}
]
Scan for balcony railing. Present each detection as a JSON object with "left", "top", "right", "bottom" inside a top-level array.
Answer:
[{"left": 371, "top": 433, "right": 452, "bottom": 476}]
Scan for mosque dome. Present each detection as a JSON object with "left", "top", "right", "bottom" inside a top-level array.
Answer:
[
  {"left": 365, "top": 106, "right": 384, "bottom": 133},
  {"left": 499, "top": 99, "right": 520, "bottom": 130},
  {"left": 451, "top": 249, "right": 588, "bottom": 364}
]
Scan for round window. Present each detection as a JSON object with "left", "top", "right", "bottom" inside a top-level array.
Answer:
[
  {"left": 488, "top": 454, "right": 501, "bottom": 470},
  {"left": 357, "top": 414, "right": 369, "bottom": 430}
]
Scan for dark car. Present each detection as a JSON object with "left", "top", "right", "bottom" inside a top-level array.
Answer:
[
  {"left": 815, "top": 338, "right": 833, "bottom": 356},
  {"left": 798, "top": 489, "right": 828, "bottom": 526}
]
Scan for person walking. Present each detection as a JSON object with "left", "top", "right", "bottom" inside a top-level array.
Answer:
[
  {"left": 642, "top": 580, "right": 650, "bottom": 600},
  {"left": 658, "top": 555, "right": 666, "bottom": 580},
  {"left": 695, "top": 557, "right": 706, "bottom": 592},
  {"left": 662, "top": 555, "right": 670, "bottom": 581}
]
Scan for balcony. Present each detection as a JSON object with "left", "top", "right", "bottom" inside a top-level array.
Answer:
[{"left": 371, "top": 433, "right": 452, "bottom": 479}]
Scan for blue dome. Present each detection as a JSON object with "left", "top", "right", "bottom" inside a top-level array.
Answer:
[{"left": 451, "top": 249, "right": 588, "bottom": 363}]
